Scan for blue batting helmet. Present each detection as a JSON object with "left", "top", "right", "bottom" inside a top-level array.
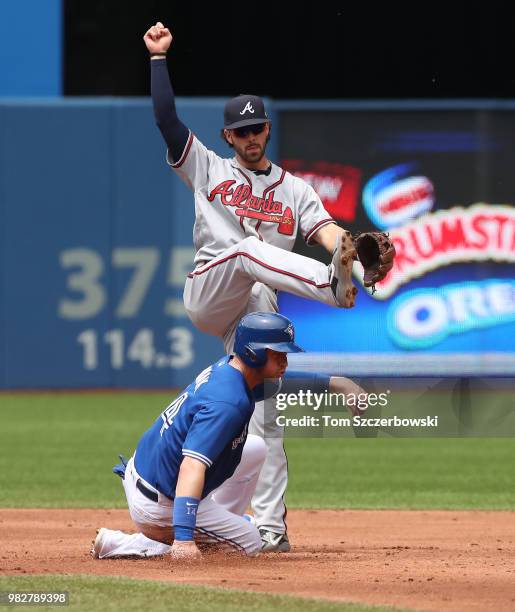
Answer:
[{"left": 234, "top": 312, "right": 304, "bottom": 368}]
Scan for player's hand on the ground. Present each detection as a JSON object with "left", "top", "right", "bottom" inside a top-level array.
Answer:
[
  {"left": 170, "top": 540, "right": 202, "bottom": 560},
  {"left": 144, "top": 22, "right": 172, "bottom": 54}
]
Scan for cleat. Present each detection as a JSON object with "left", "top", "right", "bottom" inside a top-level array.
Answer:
[
  {"left": 91, "top": 527, "right": 108, "bottom": 559},
  {"left": 259, "top": 529, "right": 291, "bottom": 553},
  {"left": 330, "top": 233, "right": 357, "bottom": 308}
]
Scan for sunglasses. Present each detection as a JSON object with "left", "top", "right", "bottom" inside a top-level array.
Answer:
[{"left": 233, "top": 123, "right": 266, "bottom": 138}]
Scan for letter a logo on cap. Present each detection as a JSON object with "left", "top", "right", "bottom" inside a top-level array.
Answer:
[{"left": 240, "top": 101, "right": 255, "bottom": 115}]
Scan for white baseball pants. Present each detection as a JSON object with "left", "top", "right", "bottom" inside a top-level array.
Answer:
[
  {"left": 95, "top": 434, "right": 266, "bottom": 558},
  {"left": 184, "top": 236, "right": 337, "bottom": 535}
]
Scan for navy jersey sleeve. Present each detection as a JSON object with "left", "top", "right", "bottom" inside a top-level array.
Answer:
[
  {"left": 150, "top": 58, "right": 190, "bottom": 162},
  {"left": 182, "top": 402, "right": 247, "bottom": 467}
]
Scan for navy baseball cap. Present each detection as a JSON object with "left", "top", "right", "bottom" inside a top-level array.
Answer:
[{"left": 223, "top": 94, "right": 269, "bottom": 129}]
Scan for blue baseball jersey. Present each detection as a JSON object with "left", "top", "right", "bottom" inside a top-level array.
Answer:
[{"left": 134, "top": 356, "right": 254, "bottom": 500}]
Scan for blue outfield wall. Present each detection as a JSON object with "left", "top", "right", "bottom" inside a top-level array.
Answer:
[{"left": 0, "top": 99, "right": 278, "bottom": 388}]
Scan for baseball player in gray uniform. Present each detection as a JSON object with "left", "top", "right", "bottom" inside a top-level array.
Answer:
[{"left": 144, "top": 22, "right": 394, "bottom": 552}]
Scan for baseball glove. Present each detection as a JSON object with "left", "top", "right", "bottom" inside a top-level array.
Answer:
[{"left": 353, "top": 232, "right": 396, "bottom": 293}]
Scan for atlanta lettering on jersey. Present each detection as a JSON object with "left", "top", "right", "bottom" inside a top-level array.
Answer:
[
  {"left": 207, "top": 180, "right": 296, "bottom": 235},
  {"left": 208, "top": 180, "right": 284, "bottom": 214}
]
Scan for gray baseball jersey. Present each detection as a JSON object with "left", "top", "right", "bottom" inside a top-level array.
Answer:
[{"left": 167, "top": 133, "right": 334, "bottom": 265}]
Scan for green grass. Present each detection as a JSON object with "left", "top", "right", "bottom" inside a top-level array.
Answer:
[
  {"left": 0, "top": 392, "right": 514, "bottom": 509},
  {"left": 0, "top": 393, "right": 170, "bottom": 508},
  {"left": 285, "top": 438, "right": 515, "bottom": 509},
  {"left": 0, "top": 575, "right": 408, "bottom": 612}
]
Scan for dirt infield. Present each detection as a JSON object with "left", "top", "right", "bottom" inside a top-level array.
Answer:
[{"left": 1, "top": 509, "right": 514, "bottom": 611}]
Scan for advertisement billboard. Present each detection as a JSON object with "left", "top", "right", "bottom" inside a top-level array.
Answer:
[{"left": 279, "top": 106, "right": 515, "bottom": 375}]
